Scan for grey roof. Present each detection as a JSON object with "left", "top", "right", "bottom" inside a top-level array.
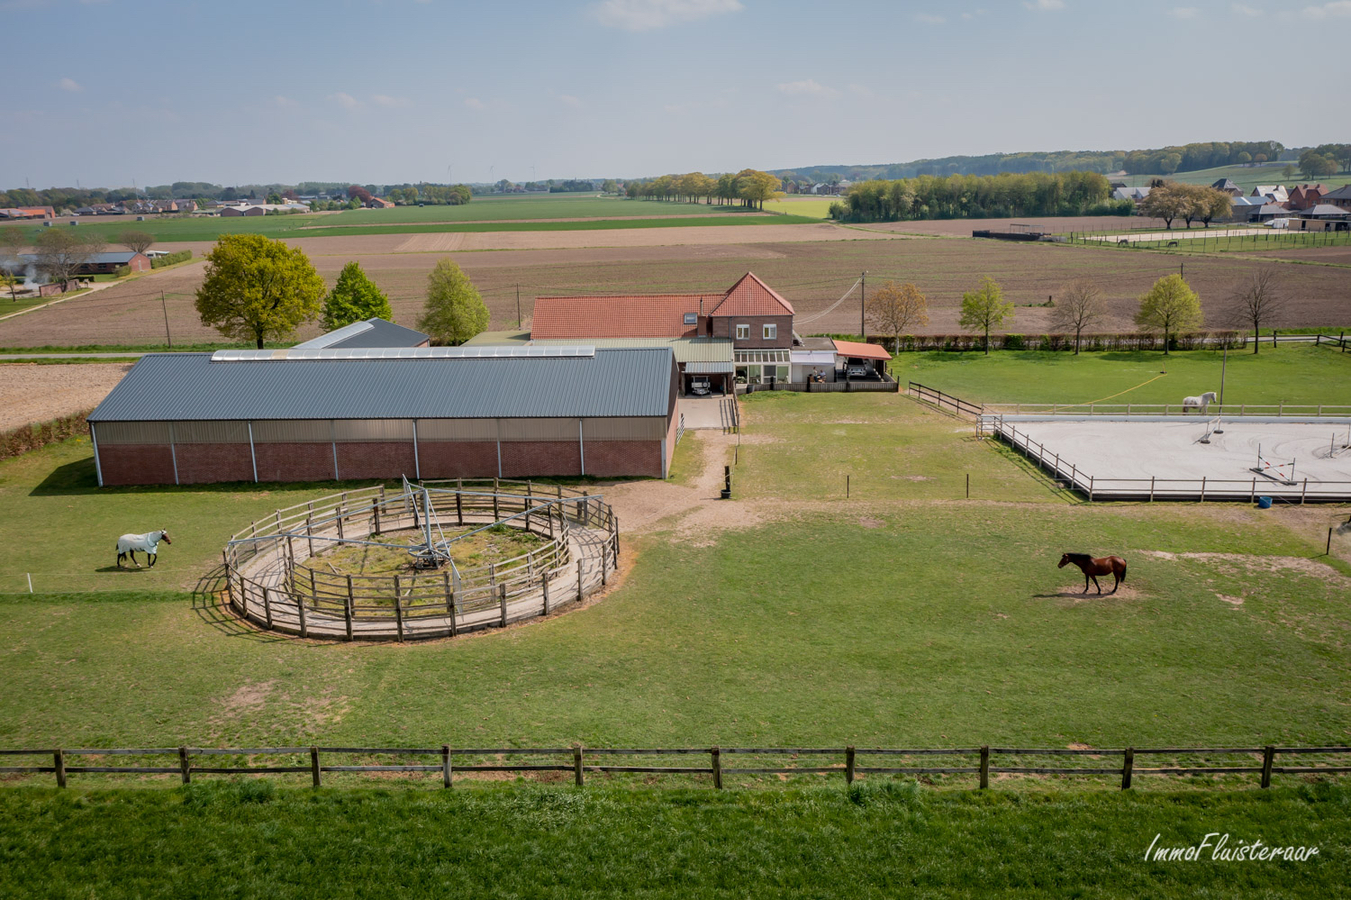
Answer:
[
  {"left": 531, "top": 336, "right": 733, "bottom": 365},
  {"left": 85, "top": 251, "right": 143, "bottom": 264},
  {"left": 293, "top": 317, "right": 429, "bottom": 350},
  {"left": 1298, "top": 204, "right": 1350, "bottom": 217},
  {"left": 1320, "top": 185, "right": 1351, "bottom": 200},
  {"left": 89, "top": 348, "right": 676, "bottom": 422}
]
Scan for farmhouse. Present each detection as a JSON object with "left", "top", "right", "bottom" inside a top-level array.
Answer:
[
  {"left": 87, "top": 346, "right": 680, "bottom": 486},
  {"left": 13, "top": 250, "right": 151, "bottom": 276}
]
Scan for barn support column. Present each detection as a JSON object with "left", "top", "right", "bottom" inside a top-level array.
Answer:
[
  {"left": 168, "top": 422, "right": 180, "bottom": 486},
  {"left": 496, "top": 419, "right": 503, "bottom": 478},
  {"left": 89, "top": 421, "right": 104, "bottom": 483},
  {"left": 579, "top": 420, "right": 586, "bottom": 476},
  {"left": 247, "top": 421, "right": 258, "bottom": 483},
  {"left": 411, "top": 419, "right": 421, "bottom": 480},
  {"left": 331, "top": 420, "right": 340, "bottom": 481}
]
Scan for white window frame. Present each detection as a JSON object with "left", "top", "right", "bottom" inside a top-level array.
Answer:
[
  {"left": 763, "top": 323, "right": 777, "bottom": 340},
  {"left": 735, "top": 323, "right": 750, "bottom": 340}
]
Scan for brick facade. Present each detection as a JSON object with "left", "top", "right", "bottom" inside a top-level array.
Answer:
[
  {"left": 502, "top": 441, "right": 581, "bottom": 478},
  {"left": 174, "top": 443, "right": 253, "bottom": 484},
  {"left": 584, "top": 440, "right": 662, "bottom": 478},
  {"left": 417, "top": 442, "right": 499, "bottom": 479},
  {"left": 98, "top": 444, "right": 174, "bottom": 486},
  {"left": 336, "top": 441, "right": 417, "bottom": 480},
  {"left": 255, "top": 443, "right": 335, "bottom": 482},
  {"left": 709, "top": 314, "right": 793, "bottom": 349}
]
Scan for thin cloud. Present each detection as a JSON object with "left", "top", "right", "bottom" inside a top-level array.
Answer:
[
  {"left": 373, "top": 94, "right": 413, "bottom": 108},
  {"left": 776, "top": 79, "right": 839, "bottom": 99},
  {"left": 1232, "top": 3, "right": 1262, "bottom": 14},
  {"left": 591, "top": 0, "right": 743, "bottom": 31},
  {"left": 57, "top": 77, "right": 82, "bottom": 92},
  {"left": 1023, "top": 0, "right": 1064, "bottom": 10},
  {"left": 464, "top": 97, "right": 487, "bottom": 110},
  {"left": 330, "top": 92, "right": 362, "bottom": 110},
  {"left": 915, "top": 12, "right": 945, "bottom": 23},
  {"left": 273, "top": 95, "right": 298, "bottom": 108},
  {"left": 1301, "top": 0, "right": 1351, "bottom": 17},
  {"left": 558, "top": 94, "right": 584, "bottom": 109},
  {"left": 1168, "top": 6, "right": 1200, "bottom": 17}
]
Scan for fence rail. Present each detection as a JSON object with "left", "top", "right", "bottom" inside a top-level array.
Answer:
[
  {"left": 738, "top": 374, "right": 898, "bottom": 394},
  {"left": 908, "top": 382, "right": 984, "bottom": 418},
  {"left": 3, "top": 743, "right": 1347, "bottom": 791},
  {"left": 982, "top": 402, "right": 1351, "bottom": 418}
]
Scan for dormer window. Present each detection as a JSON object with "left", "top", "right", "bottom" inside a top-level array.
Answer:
[{"left": 683, "top": 313, "right": 697, "bottom": 326}]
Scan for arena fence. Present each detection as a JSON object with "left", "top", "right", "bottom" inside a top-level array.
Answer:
[
  {"left": 2, "top": 743, "right": 1347, "bottom": 791},
  {"left": 222, "top": 480, "right": 619, "bottom": 641},
  {"left": 908, "top": 382, "right": 984, "bottom": 417}
]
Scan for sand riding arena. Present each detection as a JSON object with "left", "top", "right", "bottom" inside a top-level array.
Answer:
[{"left": 222, "top": 480, "right": 619, "bottom": 641}]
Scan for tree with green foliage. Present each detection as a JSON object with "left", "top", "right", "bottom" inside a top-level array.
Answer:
[
  {"left": 1139, "top": 181, "right": 1190, "bottom": 229},
  {"left": 1298, "top": 150, "right": 1338, "bottom": 180},
  {"left": 117, "top": 229, "right": 155, "bottom": 255},
  {"left": 195, "top": 233, "right": 325, "bottom": 348},
  {"left": 417, "top": 258, "right": 489, "bottom": 346},
  {"left": 958, "top": 276, "right": 1013, "bottom": 355},
  {"left": 866, "top": 281, "right": 929, "bottom": 352},
  {"left": 320, "top": 261, "right": 393, "bottom": 332},
  {"left": 1135, "top": 274, "right": 1202, "bottom": 355},
  {"left": 734, "top": 169, "right": 782, "bottom": 210}
]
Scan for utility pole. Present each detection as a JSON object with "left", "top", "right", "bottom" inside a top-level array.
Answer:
[
  {"left": 161, "top": 291, "right": 172, "bottom": 349},
  {"left": 516, "top": 284, "right": 522, "bottom": 329},
  {"left": 860, "top": 271, "right": 867, "bottom": 339},
  {"left": 1180, "top": 261, "right": 1185, "bottom": 279}
]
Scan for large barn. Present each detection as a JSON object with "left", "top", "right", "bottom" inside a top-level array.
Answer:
[{"left": 87, "top": 346, "right": 679, "bottom": 486}]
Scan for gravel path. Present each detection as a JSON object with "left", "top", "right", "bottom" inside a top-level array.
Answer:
[{"left": 0, "top": 363, "right": 131, "bottom": 431}]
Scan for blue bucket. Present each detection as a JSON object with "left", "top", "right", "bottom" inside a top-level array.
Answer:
[{"left": 1257, "top": 496, "right": 1273, "bottom": 509}]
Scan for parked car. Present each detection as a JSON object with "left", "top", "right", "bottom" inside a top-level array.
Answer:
[
  {"left": 689, "top": 377, "right": 711, "bottom": 396},
  {"left": 845, "top": 365, "right": 870, "bottom": 379}
]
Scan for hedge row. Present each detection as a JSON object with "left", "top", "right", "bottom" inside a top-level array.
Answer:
[
  {"left": 151, "top": 250, "right": 193, "bottom": 269},
  {"left": 0, "top": 411, "right": 91, "bottom": 461},
  {"left": 868, "top": 331, "right": 1246, "bottom": 353}
]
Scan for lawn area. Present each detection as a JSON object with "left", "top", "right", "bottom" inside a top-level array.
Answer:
[
  {"left": 0, "top": 784, "right": 1345, "bottom": 898},
  {"left": 895, "top": 343, "right": 1351, "bottom": 407},
  {"left": 1113, "top": 163, "right": 1325, "bottom": 193}
]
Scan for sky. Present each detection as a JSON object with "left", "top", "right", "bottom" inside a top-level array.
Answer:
[{"left": 2, "top": 0, "right": 1346, "bottom": 190}]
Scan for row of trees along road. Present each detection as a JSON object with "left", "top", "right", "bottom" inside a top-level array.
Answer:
[
  {"left": 1138, "top": 181, "right": 1234, "bottom": 229},
  {"left": 864, "top": 269, "right": 1283, "bottom": 357},
  {"left": 626, "top": 169, "right": 783, "bottom": 209},
  {"left": 833, "top": 171, "right": 1121, "bottom": 222},
  {"left": 194, "top": 234, "right": 489, "bottom": 348}
]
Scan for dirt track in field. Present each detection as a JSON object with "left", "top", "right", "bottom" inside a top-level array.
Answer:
[
  {"left": 0, "top": 363, "right": 131, "bottom": 431},
  {"left": 1, "top": 220, "right": 1348, "bottom": 348}
]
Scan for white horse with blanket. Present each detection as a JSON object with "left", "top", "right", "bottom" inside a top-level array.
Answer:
[
  {"left": 116, "top": 529, "right": 172, "bottom": 568},
  {"left": 1182, "top": 391, "right": 1218, "bottom": 414}
]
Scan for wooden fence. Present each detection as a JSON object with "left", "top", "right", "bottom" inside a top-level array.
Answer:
[
  {"left": 908, "top": 382, "right": 984, "bottom": 418},
  {"left": 2, "top": 744, "right": 1347, "bottom": 790},
  {"left": 739, "top": 374, "right": 898, "bottom": 395},
  {"left": 223, "top": 480, "right": 619, "bottom": 641}
]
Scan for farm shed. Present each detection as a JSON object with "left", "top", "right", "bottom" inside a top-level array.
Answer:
[{"left": 87, "top": 346, "right": 679, "bottom": 486}]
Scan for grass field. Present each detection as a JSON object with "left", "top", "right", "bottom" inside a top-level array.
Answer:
[
  {"left": 1114, "top": 163, "right": 1346, "bottom": 193},
  {"left": 897, "top": 343, "right": 1351, "bottom": 407},
  {"left": 1, "top": 784, "right": 1345, "bottom": 898},
  {"left": 762, "top": 197, "right": 838, "bottom": 218}
]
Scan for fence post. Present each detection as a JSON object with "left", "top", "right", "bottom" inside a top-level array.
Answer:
[
  {"left": 1150, "top": 476, "right": 1155, "bottom": 502},
  {"left": 493, "top": 480, "right": 500, "bottom": 522},
  {"left": 456, "top": 484, "right": 464, "bottom": 526},
  {"left": 179, "top": 746, "right": 191, "bottom": 784},
  {"left": 542, "top": 570, "right": 551, "bottom": 616},
  {"left": 1301, "top": 478, "right": 1308, "bottom": 505},
  {"left": 499, "top": 582, "right": 508, "bottom": 627},
  {"left": 443, "top": 570, "right": 456, "bottom": 636},
  {"left": 712, "top": 746, "right": 722, "bottom": 790},
  {"left": 1250, "top": 478, "right": 1256, "bottom": 504},
  {"left": 393, "top": 575, "right": 405, "bottom": 642},
  {"left": 574, "top": 745, "right": 584, "bottom": 787},
  {"left": 263, "top": 587, "right": 273, "bottom": 629},
  {"left": 54, "top": 749, "right": 66, "bottom": 788},
  {"left": 845, "top": 746, "right": 856, "bottom": 785},
  {"left": 442, "top": 744, "right": 452, "bottom": 789},
  {"left": 1200, "top": 476, "right": 1206, "bottom": 503},
  {"left": 222, "top": 550, "right": 234, "bottom": 608},
  {"left": 1261, "top": 745, "right": 1275, "bottom": 788},
  {"left": 1089, "top": 476, "right": 1095, "bottom": 502},
  {"left": 979, "top": 746, "right": 990, "bottom": 789},
  {"left": 577, "top": 559, "right": 584, "bottom": 603},
  {"left": 1121, "top": 748, "right": 1134, "bottom": 790},
  {"left": 345, "top": 575, "right": 354, "bottom": 642},
  {"left": 311, "top": 747, "right": 321, "bottom": 788},
  {"left": 297, "top": 588, "right": 308, "bottom": 639},
  {"left": 601, "top": 541, "right": 608, "bottom": 587},
  {"left": 373, "top": 492, "right": 381, "bottom": 535}
]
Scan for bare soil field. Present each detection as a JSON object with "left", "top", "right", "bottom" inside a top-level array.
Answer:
[
  {"left": 390, "top": 222, "right": 899, "bottom": 253},
  {"left": 1, "top": 229, "right": 1348, "bottom": 347},
  {"left": 0, "top": 363, "right": 132, "bottom": 430},
  {"left": 857, "top": 215, "right": 1173, "bottom": 237}
]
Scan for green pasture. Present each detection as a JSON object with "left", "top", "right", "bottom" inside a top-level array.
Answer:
[
  {"left": 895, "top": 342, "right": 1351, "bottom": 407},
  {"left": 762, "top": 197, "right": 837, "bottom": 218},
  {"left": 1114, "top": 162, "right": 1342, "bottom": 193},
  {"left": 1, "top": 785, "right": 1345, "bottom": 898},
  {"left": 1078, "top": 229, "right": 1351, "bottom": 255}
]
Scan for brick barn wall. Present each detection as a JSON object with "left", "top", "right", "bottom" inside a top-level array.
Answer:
[
  {"left": 502, "top": 441, "right": 581, "bottom": 478},
  {"left": 174, "top": 443, "right": 253, "bottom": 484},
  {"left": 98, "top": 444, "right": 175, "bottom": 485},
  {"left": 582, "top": 440, "right": 662, "bottom": 478},
  {"left": 417, "top": 442, "right": 500, "bottom": 479},
  {"left": 336, "top": 441, "right": 417, "bottom": 481},
  {"left": 255, "top": 443, "right": 335, "bottom": 482}
]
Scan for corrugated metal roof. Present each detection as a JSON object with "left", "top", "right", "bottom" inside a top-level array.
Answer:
[
  {"left": 532, "top": 337, "right": 732, "bottom": 364},
  {"left": 791, "top": 350, "right": 837, "bottom": 365},
  {"left": 90, "top": 348, "right": 675, "bottom": 422},
  {"left": 294, "top": 318, "right": 430, "bottom": 350},
  {"left": 212, "top": 345, "right": 595, "bottom": 362},
  {"left": 685, "top": 361, "right": 735, "bottom": 374}
]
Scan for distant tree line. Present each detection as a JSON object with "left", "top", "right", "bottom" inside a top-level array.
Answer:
[
  {"left": 625, "top": 170, "right": 782, "bottom": 209},
  {"left": 831, "top": 172, "right": 1125, "bottom": 222}
]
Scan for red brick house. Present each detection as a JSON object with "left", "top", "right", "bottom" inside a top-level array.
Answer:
[{"left": 1286, "top": 184, "right": 1329, "bottom": 210}]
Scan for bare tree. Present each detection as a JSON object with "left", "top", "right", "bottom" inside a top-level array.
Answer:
[
  {"left": 865, "top": 281, "right": 929, "bottom": 351},
  {"left": 0, "top": 227, "right": 27, "bottom": 301},
  {"left": 1048, "top": 279, "right": 1103, "bottom": 354},
  {"left": 117, "top": 229, "right": 155, "bottom": 256},
  {"left": 1227, "top": 267, "right": 1284, "bottom": 354},
  {"left": 34, "top": 230, "right": 104, "bottom": 291}
]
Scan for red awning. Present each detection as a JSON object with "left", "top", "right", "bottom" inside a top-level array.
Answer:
[{"left": 832, "top": 340, "right": 892, "bottom": 361}]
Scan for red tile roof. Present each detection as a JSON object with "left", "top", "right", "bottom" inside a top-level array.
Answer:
[
  {"left": 710, "top": 272, "right": 795, "bottom": 317},
  {"left": 832, "top": 340, "right": 892, "bottom": 361},
  {"left": 531, "top": 294, "right": 721, "bottom": 339}
]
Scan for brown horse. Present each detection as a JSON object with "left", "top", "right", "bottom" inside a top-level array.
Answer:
[{"left": 1058, "top": 553, "right": 1127, "bottom": 595}]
